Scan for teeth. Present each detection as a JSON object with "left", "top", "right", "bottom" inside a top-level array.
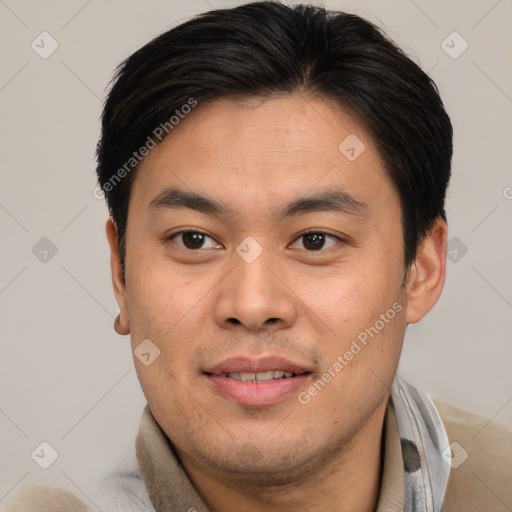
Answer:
[
  {"left": 226, "top": 371, "right": 295, "bottom": 382},
  {"left": 256, "top": 371, "right": 274, "bottom": 381}
]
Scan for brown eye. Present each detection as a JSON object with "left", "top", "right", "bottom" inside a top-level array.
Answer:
[
  {"left": 169, "top": 231, "right": 221, "bottom": 250},
  {"left": 290, "top": 232, "right": 340, "bottom": 251}
]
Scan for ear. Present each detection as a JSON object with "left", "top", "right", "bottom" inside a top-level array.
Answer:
[
  {"left": 405, "top": 217, "right": 447, "bottom": 324},
  {"left": 106, "top": 219, "right": 130, "bottom": 335}
]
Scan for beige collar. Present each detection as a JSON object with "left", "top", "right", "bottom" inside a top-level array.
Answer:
[{"left": 136, "top": 401, "right": 404, "bottom": 511}]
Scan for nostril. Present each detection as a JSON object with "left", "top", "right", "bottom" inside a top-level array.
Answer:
[{"left": 228, "top": 318, "right": 241, "bottom": 324}]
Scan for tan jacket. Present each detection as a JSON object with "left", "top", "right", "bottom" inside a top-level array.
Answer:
[{"left": 6, "top": 396, "right": 512, "bottom": 511}]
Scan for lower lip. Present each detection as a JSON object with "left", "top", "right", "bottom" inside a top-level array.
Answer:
[{"left": 206, "top": 374, "right": 310, "bottom": 407}]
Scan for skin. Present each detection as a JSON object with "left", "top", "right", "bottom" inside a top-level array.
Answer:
[{"left": 106, "top": 94, "right": 447, "bottom": 512}]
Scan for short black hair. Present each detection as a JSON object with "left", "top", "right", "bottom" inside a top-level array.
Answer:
[{"left": 96, "top": 0, "right": 452, "bottom": 270}]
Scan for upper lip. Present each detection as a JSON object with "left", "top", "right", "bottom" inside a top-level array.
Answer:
[{"left": 205, "top": 356, "right": 311, "bottom": 376}]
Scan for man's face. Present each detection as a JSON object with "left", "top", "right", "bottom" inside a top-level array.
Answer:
[{"left": 119, "top": 94, "right": 408, "bottom": 479}]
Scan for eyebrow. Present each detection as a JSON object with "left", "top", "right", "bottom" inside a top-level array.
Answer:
[{"left": 148, "top": 186, "right": 368, "bottom": 223}]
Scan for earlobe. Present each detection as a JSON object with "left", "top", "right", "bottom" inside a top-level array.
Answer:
[
  {"left": 114, "top": 313, "right": 130, "bottom": 335},
  {"left": 405, "top": 218, "right": 448, "bottom": 324},
  {"left": 105, "top": 219, "right": 130, "bottom": 335}
]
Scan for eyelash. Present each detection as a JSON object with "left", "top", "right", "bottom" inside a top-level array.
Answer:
[{"left": 166, "top": 229, "right": 344, "bottom": 252}]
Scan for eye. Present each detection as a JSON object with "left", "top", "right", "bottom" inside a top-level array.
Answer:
[
  {"left": 289, "top": 231, "right": 341, "bottom": 251},
  {"left": 168, "top": 230, "right": 222, "bottom": 250}
]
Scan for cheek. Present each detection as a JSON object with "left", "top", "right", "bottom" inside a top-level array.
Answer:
[
  {"left": 298, "top": 258, "right": 402, "bottom": 336},
  {"left": 127, "top": 252, "right": 208, "bottom": 336}
]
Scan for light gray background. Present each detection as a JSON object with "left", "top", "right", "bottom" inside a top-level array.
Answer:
[{"left": 1, "top": 0, "right": 511, "bottom": 507}]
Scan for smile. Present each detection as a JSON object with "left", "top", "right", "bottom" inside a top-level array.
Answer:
[{"left": 225, "top": 371, "right": 305, "bottom": 382}]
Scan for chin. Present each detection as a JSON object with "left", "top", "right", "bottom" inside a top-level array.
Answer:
[{"left": 183, "top": 431, "right": 342, "bottom": 487}]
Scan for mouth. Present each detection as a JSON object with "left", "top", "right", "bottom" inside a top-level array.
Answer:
[
  {"left": 217, "top": 370, "right": 307, "bottom": 382},
  {"left": 204, "top": 356, "right": 313, "bottom": 407}
]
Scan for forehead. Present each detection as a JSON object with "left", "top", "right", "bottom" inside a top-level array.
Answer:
[{"left": 130, "top": 94, "right": 396, "bottom": 218}]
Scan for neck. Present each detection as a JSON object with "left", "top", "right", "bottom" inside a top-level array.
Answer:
[{"left": 176, "top": 399, "right": 388, "bottom": 512}]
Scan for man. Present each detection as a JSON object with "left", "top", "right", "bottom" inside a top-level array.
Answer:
[{"left": 8, "top": 2, "right": 511, "bottom": 511}]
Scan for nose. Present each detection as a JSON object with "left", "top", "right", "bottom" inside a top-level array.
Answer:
[{"left": 214, "top": 246, "right": 297, "bottom": 333}]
